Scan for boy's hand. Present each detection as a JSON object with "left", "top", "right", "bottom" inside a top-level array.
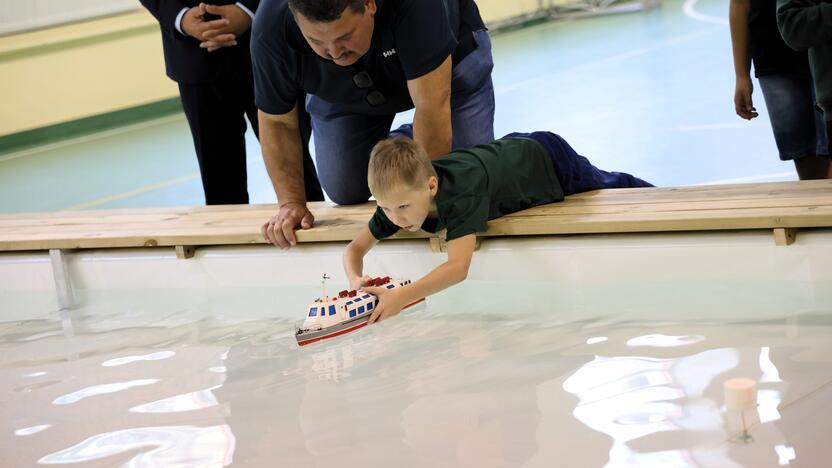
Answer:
[
  {"left": 362, "top": 286, "right": 407, "bottom": 324},
  {"left": 350, "top": 275, "right": 371, "bottom": 291}
]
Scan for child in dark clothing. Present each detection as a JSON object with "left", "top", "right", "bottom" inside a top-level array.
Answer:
[
  {"left": 730, "top": 0, "right": 831, "bottom": 179},
  {"left": 343, "top": 132, "right": 652, "bottom": 323}
]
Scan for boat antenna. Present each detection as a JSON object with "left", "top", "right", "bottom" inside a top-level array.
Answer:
[{"left": 321, "top": 273, "right": 331, "bottom": 299}]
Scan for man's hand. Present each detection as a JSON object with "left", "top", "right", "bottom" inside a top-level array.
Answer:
[
  {"left": 200, "top": 3, "right": 253, "bottom": 52},
  {"left": 261, "top": 202, "right": 314, "bottom": 249},
  {"left": 734, "top": 76, "right": 758, "bottom": 120},
  {"left": 363, "top": 286, "right": 408, "bottom": 324},
  {"left": 181, "top": 5, "right": 230, "bottom": 42}
]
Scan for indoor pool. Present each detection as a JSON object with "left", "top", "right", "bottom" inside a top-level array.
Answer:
[{"left": 2, "top": 231, "right": 831, "bottom": 467}]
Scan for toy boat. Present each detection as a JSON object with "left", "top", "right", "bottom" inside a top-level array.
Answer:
[{"left": 295, "top": 275, "right": 425, "bottom": 346}]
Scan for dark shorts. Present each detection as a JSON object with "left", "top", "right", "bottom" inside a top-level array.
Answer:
[
  {"left": 758, "top": 72, "right": 830, "bottom": 160},
  {"left": 504, "top": 131, "right": 654, "bottom": 195}
]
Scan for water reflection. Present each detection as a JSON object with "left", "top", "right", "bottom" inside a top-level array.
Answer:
[
  {"left": 626, "top": 334, "right": 705, "bottom": 348},
  {"left": 101, "top": 351, "right": 176, "bottom": 367},
  {"left": 129, "top": 385, "right": 222, "bottom": 413},
  {"left": 16, "top": 425, "right": 51, "bottom": 436},
  {"left": 52, "top": 379, "right": 159, "bottom": 405},
  {"left": 562, "top": 348, "right": 740, "bottom": 466},
  {"left": 38, "top": 425, "right": 235, "bottom": 465}
]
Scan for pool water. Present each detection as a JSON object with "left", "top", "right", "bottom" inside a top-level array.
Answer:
[{"left": 3, "top": 279, "right": 831, "bottom": 467}]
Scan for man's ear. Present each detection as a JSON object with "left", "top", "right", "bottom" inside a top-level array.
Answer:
[{"left": 365, "top": 0, "right": 377, "bottom": 15}]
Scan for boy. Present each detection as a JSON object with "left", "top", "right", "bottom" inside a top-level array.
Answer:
[
  {"left": 729, "top": 0, "right": 830, "bottom": 179},
  {"left": 343, "top": 132, "right": 652, "bottom": 324}
]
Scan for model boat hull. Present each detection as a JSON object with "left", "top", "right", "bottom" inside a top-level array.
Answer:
[{"left": 296, "top": 298, "right": 425, "bottom": 346}]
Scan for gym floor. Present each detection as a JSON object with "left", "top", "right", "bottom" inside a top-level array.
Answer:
[{"left": 0, "top": 0, "right": 787, "bottom": 214}]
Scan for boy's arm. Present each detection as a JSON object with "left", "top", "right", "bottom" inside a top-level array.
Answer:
[
  {"left": 777, "top": 0, "right": 832, "bottom": 50},
  {"left": 366, "top": 234, "right": 477, "bottom": 324},
  {"left": 343, "top": 225, "right": 380, "bottom": 290},
  {"left": 729, "top": 0, "right": 758, "bottom": 120}
]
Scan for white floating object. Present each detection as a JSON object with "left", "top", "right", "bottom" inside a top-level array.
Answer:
[{"left": 724, "top": 378, "right": 757, "bottom": 411}]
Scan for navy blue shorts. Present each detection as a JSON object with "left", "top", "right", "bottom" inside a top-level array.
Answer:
[
  {"left": 758, "top": 72, "right": 830, "bottom": 160},
  {"left": 504, "top": 131, "right": 653, "bottom": 195}
]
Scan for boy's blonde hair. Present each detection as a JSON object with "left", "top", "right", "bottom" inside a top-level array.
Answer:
[{"left": 368, "top": 137, "right": 437, "bottom": 198}]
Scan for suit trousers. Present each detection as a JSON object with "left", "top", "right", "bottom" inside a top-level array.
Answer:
[{"left": 179, "top": 71, "right": 324, "bottom": 205}]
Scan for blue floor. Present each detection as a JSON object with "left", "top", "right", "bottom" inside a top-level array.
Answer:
[{"left": 0, "top": 0, "right": 791, "bottom": 214}]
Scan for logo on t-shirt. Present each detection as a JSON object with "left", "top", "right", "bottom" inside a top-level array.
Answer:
[{"left": 382, "top": 48, "right": 397, "bottom": 58}]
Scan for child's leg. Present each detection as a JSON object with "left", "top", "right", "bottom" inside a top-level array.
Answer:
[{"left": 521, "top": 131, "right": 653, "bottom": 195}]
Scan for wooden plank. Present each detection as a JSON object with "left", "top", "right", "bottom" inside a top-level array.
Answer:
[{"left": 1, "top": 181, "right": 831, "bottom": 252}]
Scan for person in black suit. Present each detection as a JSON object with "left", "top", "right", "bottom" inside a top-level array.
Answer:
[{"left": 139, "top": 1, "right": 323, "bottom": 205}]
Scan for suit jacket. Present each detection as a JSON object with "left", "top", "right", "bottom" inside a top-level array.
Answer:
[{"left": 140, "top": 0, "right": 260, "bottom": 85}]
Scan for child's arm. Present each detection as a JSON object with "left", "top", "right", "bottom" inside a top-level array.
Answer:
[
  {"left": 343, "top": 225, "right": 380, "bottom": 290},
  {"left": 729, "top": 0, "right": 758, "bottom": 120},
  {"left": 363, "top": 233, "right": 477, "bottom": 324}
]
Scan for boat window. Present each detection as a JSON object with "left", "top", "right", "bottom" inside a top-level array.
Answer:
[
  {"left": 346, "top": 301, "right": 353, "bottom": 305},
  {"left": 329, "top": 305, "right": 336, "bottom": 315},
  {"left": 358, "top": 306, "right": 365, "bottom": 314},
  {"left": 308, "top": 307, "right": 317, "bottom": 317},
  {"left": 386, "top": 284, "right": 394, "bottom": 289},
  {"left": 367, "top": 302, "right": 373, "bottom": 310},
  {"left": 349, "top": 310, "right": 356, "bottom": 318}
]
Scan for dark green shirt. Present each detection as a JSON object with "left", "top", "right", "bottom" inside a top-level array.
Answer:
[{"left": 368, "top": 137, "right": 564, "bottom": 241}]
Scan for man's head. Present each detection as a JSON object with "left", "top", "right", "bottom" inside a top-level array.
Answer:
[
  {"left": 368, "top": 137, "right": 439, "bottom": 232},
  {"left": 288, "top": 0, "right": 376, "bottom": 66}
]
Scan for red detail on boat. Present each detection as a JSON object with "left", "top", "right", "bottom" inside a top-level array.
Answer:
[{"left": 338, "top": 290, "right": 348, "bottom": 298}]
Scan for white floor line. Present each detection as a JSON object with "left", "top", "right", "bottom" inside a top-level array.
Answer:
[
  {"left": 694, "top": 171, "right": 796, "bottom": 186},
  {"left": 0, "top": 114, "right": 185, "bottom": 164},
  {"left": 682, "top": 0, "right": 728, "bottom": 26}
]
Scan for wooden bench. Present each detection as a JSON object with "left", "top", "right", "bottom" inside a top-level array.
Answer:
[{"left": 1, "top": 180, "right": 831, "bottom": 259}]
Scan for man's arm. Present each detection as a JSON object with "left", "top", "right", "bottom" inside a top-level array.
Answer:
[
  {"left": 259, "top": 106, "right": 314, "bottom": 249},
  {"left": 407, "top": 55, "right": 453, "bottom": 159},
  {"left": 729, "top": 0, "right": 758, "bottom": 120},
  {"left": 364, "top": 233, "right": 477, "bottom": 323},
  {"left": 777, "top": 0, "right": 832, "bottom": 50},
  {"left": 139, "top": 0, "right": 190, "bottom": 32}
]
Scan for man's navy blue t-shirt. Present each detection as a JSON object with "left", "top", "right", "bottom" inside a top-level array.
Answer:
[{"left": 251, "top": 0, "right": 485, "bottom": 116}]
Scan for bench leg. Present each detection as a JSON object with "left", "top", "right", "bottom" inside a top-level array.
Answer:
[
  {"left": 176, "top": 245, "right": 196, "bottom": 259},
  {"left": 49, "top": 249, "right": 76, "bottom": 310},
  {"left": 773, "top": 228, "right": 797, "bottom": 246}
]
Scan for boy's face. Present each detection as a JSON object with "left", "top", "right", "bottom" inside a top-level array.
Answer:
[
  {"left": 375, "top": 177, "right": 438, "bottom": 232},
  {"left": 294, "top": 0, "right": 377, "bottom": 67}
]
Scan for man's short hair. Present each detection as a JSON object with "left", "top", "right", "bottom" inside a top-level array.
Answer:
[
  {"left": 368, "top": 137, "right": 437, "bottom": 199},
  {"left": 288, "top": 0, "right": 366, "bottom": 22}
]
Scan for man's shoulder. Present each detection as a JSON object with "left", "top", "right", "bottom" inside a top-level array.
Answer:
[{"left": 252, "top": 0, "right": 293, "bottom": 45}]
